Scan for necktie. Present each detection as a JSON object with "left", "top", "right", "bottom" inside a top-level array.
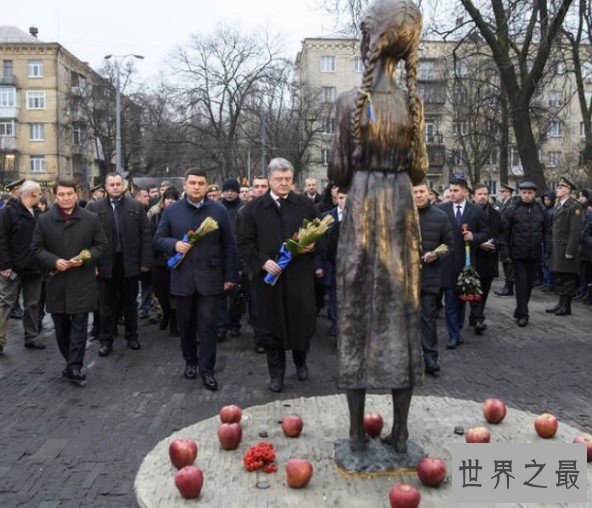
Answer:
[
  {"left": 112, "top": 200, "right": 122, "bottom": 252},
  {"left": 455, "top": 205, "right": 462, "bottom": 226}
]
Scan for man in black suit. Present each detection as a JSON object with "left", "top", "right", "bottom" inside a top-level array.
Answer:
[
  {"left": 87, "top": 173, "right": 152, "bottom": 356},
  {"left": 438, "top": 178, "right": 489, "bottom": 349},
  {"left": 469, "top": 184, "right": 502, "bottom": 335}
]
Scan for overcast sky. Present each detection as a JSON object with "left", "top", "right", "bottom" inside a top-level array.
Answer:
[{"left": 7, "top": 0, "right": 340, "bottom": 79}]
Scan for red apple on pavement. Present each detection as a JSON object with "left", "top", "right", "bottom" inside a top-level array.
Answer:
[
  {"left": 388, "top": 483, "right": 421, "bottom": 508},
  {"left": 219, "top": 404, "right": 242, "bottom": 424},
  {"left": 483, "top": 398, "right": 507, "bottom": 424},
  {"left": 285, "top": 459, "right": 313, "bottom": 488},
  {"left": 281, "top": 415, "right": 304, "bottom": 438},
  {"left": 465, "top": 427, "right": 491, "bottom": 443},
  {"left": 168, "top": 439, "right": 198, "bottom": 469},
  {"left": 573, "top": 434, "right": 592, "bottom": 462},
  {"left": 217, "top": 423, "right": 243, "bottom": 450},
  {"left": 174, "top": 465, "right": 204, "bottom": 499},
  {"left": 417, "top": 456, "right": 447, "bottom": 487},
  {"left": 534, "top": 413, "right": 558, "bottom": 439},
  {"left": 364, "top": 412, "right": 384, "bottom": 438}
]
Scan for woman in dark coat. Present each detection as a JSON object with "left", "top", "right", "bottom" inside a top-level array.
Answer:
[
  {"left": 150, "top": 186, "right": 179, "bottom": 335},
  {"left": 329, "top": 0, "right": 428, "bottom": 452}
]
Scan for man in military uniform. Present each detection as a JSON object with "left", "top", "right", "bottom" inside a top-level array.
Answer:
[
  {"left": 546, "top": 177, "right": 583, "bottom": 316},
  {"left": 90, "top": 184, "right": 105, "bottom": 202},
  {"left": 495, "top": 182, "right": 516, "bottom": 296}
]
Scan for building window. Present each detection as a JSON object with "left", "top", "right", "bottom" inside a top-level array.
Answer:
[
  {"left": 354, "top": 56, "right": 364, "bottom": 73},
  {"left": 73, "top": 126, "right": 87, "bottom": 145},
  {"left": 511, "top": 147, "right": 522, "bottom": 167},
  {"left": 4, "top": 153, "right": 15, "bottom": 171},
  {"left": 321, "top": 148, "right": 330, "bottom": 165},
  {"left": 548, "top": 91, "right": 563, "bottom": 107},
  {"left": 26, "top": 91, "right": 46, "bottom": 109},
  {"left": 321, "top": 118, "right": 335, "bottom": 134},
  {"left": 581, "top": 122, "right": 587, "bottom": 138},
  {"left": 0, "top": 86, "right": 16, "bottom": 107},
  {"left": 29, "top": 123, "right": 44, "bottom": 141},
  {"left": 0, "top": 119, "right": 16, "bottom": 136},
  {"left": 455, "top": 60, "right": 469, "bottom": 77},
  {"left": 487, "top": 150, "right": 498, "bottom": 166},
  {"left": 452, "top": 148, "right": 465, "bottom": 165},
  {"left": 321, "top": 86, "right": 336, "bottom": 103},
  {"left": 419, "top": 60, "right": 435, "bottom": 80},
  {"left": 30, "top": 155, "right": 45, "bottom": 173},
  {"left": 486, "top": 119, "right": 499, "bottom": 135},
  {"left": 487, "top": 180, "right": 497, "bottom": 194},
  {"left": 28, "top": 59, "right": 43, "bottom": 78},
  {"left": 547, "top": 151, "right": 561, "bottom": 167},
  {"left": 582, "top": 61, "right": 592, "bottom": 81},
  {"left": 3, "top": 60, "right": 13, "bottom": 76},
  {"left": 553, "top": 61, "right": 566, "bottom": 76},
  {"left": 320, "top": 56, "right": 336, "bottom": 73},
  {"left": 547, "top": 120, "right": 563, "bottom": 138},
  {"left": 453, "top": 121, "right": 468, "bottom": 136},
  {"left": 425, "top": 122, "right": 438, "bottom": 143}
]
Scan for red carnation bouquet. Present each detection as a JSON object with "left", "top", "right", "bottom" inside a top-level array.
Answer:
[
  {"left": 243, "top": 441, "right": 277, "bottom": 473},
  {"left": 456, "top": 224, "right": 482, "bottom": 302}
]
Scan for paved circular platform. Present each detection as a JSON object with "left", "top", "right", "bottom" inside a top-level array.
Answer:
[{"left": 135, "top": 394, "right": 591, "bottom": 507}]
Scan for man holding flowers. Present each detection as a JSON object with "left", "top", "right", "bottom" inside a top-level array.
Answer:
[{"left": 153, "top": 169, "right": 238, "bottom": 391}]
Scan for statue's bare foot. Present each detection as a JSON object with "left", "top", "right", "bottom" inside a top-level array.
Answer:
[{"left": 349, "top": 435, "right": 369, "bottom": 452}]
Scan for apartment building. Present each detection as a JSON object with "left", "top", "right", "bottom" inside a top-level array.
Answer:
[
  {"left": 295, "top": 36, "right": 591, "bottom": 193},
  {"left": 0, "top": 26, "right": 106, "bottom": 189}
]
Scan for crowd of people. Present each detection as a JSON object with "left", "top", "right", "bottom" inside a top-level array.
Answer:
[{"left": 0, "top": 165, "right": 590, "bottom": 392}]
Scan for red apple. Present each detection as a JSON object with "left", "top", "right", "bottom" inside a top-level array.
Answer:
[
  {"left": 483, "top": 398, "right": 507, "bottom": 424},
  {"left": 465, "top": 427, "right": 491, "bottom": 443},
  {"left": 174, "top": 465, "right": 204, "bottom": 499},
  {"left": 219, "top": 404, "right": 242, "bottom": 424},
  {"left": 168, "top": 439, "right": 198, "bottom": 469},
  {"left": 534, "top": 413, "right": 558, "bottom": 439},
  {"left": 388, "top": 483, "right": 421, "bottom": 508},
  {"left": 364, "top": 412, "right": 384, "bottom": 438},
  {"left": 573, "top": 434, "right": 592, "bottom": 462},
  {"left": 281, "top": 415, "right": 304, "bottom": 438},
  {"left": 285, "top": 459, "right": 313, "bottom": 488},
  {"left": 417, "top": 456, "right": 447, "bottom": 487},
  {"left": 217, "top": 423, "right": 242, "bottom": 450}
]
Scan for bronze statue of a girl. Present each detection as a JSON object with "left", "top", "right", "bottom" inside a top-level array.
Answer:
[{"left": 329, "top": 0, "right": 429, "bottom": 453}]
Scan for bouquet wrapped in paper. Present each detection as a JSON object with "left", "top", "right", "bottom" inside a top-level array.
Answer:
[
  {"left": 264, "top": 215, "right": 335, "bottom": 286},
  {"left": 50, "top": 249, "right": 91, "bottom": 276},
  {"left": 456, "top": 224, "right": 482, "bottom": 302},
  {"left": 168, "top": 217, "right": 219, "bottom": 269}
]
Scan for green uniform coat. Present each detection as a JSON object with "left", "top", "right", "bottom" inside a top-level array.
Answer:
[{"left": 550, "top": 197, "right": 583, "bottom": 274}]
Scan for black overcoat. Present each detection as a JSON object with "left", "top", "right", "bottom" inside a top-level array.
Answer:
[
  {"left": 237, "top": 192, "right": 320, "bottom": 351},
  {"left": 475, "top": 203, "right": 502, "bottom": 279},
  {"left": 32, "top": 205, "right": 108, "bottom": 315},
  {"left": 0, "top": 198, "right": 41, "bottom": 275}
]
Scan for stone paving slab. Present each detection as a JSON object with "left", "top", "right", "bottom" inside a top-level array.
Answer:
[{"left": 135, "top": 394, "right": 592, "bottom": 508}]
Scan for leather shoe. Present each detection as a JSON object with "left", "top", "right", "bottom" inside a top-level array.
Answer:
[
  {"left": 296, "top": 364, "right": 308, "bottom": 381},
  {"left": 254, "top": 345, "right": 266, "bottom": 354},
  {"left": 269, "top": 378, "right": 284, "bottom": 392},
  {"left": 517, "top": 317, "right": 529, "bottom": 327},
  {"left": 202, "top": 374, "right": 218, "bottom": 391},
  {"left": 63, "top": 368, "right": 86, "bottom": 386},
  {"left": 216, "top": 330, "right": 227, "bottom": 343},
  {"left": 127, "top": 339, "right": 141, "bottom": 350},
  {"left": 184, "top": 365, "right": 197, "bottom": 379},
  {"left": 457, "top": 337, "right": 464, "bottom": 345},
  {"left": 425, "top": 362, "right": 441, "bottom": 375},
  {"left": 474, "top": 322, "right": 486, "bottom": 335},
  {"left": 494, "top": 286, "right": 513, "bottom": 296},
  {"left": 24, "top": 339, "right": 46, "bottom": 350},
  {"left": 446, "top": 341, "right": 457, "bottom": 350},
  {"left": 98, "top": 344, "right": 112, "bottom": 357}
]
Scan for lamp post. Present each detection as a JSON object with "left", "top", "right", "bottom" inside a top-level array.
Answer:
[
  {"left": 104, "top": 54, "right": 144, "bottom": 174},
  {"left": 238, "top": 140, "right": 251, "bottom": 184}
]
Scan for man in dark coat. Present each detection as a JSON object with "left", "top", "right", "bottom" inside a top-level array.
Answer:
[
  {"left": 414, "top": 181, "right": 452, "bottom": 375},
  {"left": 546, "top": 177, "right": 583, "bottom": 316},
  {"left": 0, "top": 180, "right": 45, "bottom": 353},
  {"left": 495, "top": 182, "right": 516, "bottom": 296},
  {"left": 32, "top": 179, "right": 108, "bottom": 384},
  {"left": 438, "top": 178, "right": 489, "bottom": 349},
  {"left": 237, "top": 158, "right": 320, "bottom": 393},
  {"left": 153, "top": 169, "right": 238, "bottom": 391},
  {"left": 87, "top": 173, "right": 152, "bottom": 356},
  {"left": 469, "top": 184, "right": 502, "bottom": 334},
  {"left": 501, "top": 181, "right": 549, "bottom": 327}
]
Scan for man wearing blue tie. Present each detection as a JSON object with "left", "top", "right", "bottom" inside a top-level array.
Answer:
[{"left": 438, "top": 178, "right": 489, "bottom": 349}]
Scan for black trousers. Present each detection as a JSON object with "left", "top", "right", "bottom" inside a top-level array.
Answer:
[
  {"left": 420, "top": 293, "right": 439, "bottom": 365},
  {"left": 512, "top": 259, "right": 537, "bottom": 318},
  {"left": 52, "top": 313, "right": 89, "bottom": 370},
  {"left": 99, "top": 254, "right": 139, "bottom": 345},
  {"left": 554, "top": 272, "right": 578, "bottom": 297},
  {"left": 266, "top": 348, "right": 307, "bottom": 380},
  {"left": 502, "top": 260, "right": 514, "bottom": 284},
  {"left": 176, "top": 292, "right": 218, "bottom": 375},
  {"left": 470, "top": 276, "right": 494, "bottom": 325}
]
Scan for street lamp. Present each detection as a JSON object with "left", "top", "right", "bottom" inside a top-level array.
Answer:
[
  {"left": 104, "top": 54, "right": 144, "bottom": 174},
  {"left": 238, "top": 140, "right": 251, "bottom": 184}
]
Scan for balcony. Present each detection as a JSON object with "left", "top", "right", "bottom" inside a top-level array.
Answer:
[
  {"left": 72, "top": 142, "right": 87, "bottom": 156},
  {"left": 0, "top": 136, "right": 18, "bottom": 151},
  {"left": 0, "top": 106, "right": 19, "bottom": 118},
  {"left": 70, "top": 109, "right": 87, "bottom": 123},
  {"left": 0, "top": 74, "right": 17, "bottom": 85},
  {"left": 70, "top": 85, "right": 85, "bottom": 97}
]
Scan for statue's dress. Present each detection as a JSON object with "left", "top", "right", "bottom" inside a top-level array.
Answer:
[{"left": 329, "top": 87, "right": 424, "bottom": 390}]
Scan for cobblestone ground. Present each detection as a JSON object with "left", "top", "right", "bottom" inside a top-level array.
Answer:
[{"left": 0, "top": 287, "right": 590, "bottom": 507}]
